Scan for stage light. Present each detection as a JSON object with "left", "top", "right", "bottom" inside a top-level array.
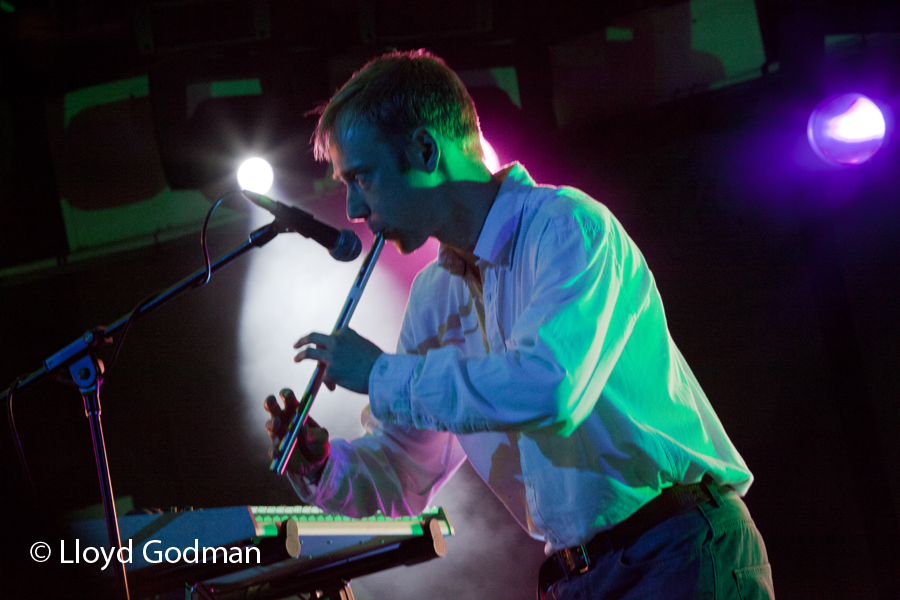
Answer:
[
  {"left": 481, "top": 135, "right": 501, "bottom": 174},
  {"left": 237, "top": 157, "right": 275, "bottom": 194},
  {"left": 807, "top": 93, "right": 886, "bottom": 166}
]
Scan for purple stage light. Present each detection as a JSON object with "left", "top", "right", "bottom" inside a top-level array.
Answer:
[{"left": 808, "top": 93, "right": 886, "bottom": 166}]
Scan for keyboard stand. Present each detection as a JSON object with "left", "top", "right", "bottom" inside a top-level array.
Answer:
[{"left": 320, "top": 581, "right": 355, "bottom": 600}]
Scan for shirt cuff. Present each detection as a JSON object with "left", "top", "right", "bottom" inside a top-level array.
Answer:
[
  {"left": 286, "top": 465, "right": 323, "bottom": 503},
  {"left": 369, "top": 353, "right": 419, "bottom": 423}
]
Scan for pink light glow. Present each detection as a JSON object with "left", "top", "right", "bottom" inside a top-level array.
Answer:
[{"left": 481, "top": 134, "right": 501, "bottom": 173}]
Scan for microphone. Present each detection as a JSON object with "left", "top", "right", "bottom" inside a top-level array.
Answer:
[{"left": 241, "top": 190, "right": 362, "bottom": 262}]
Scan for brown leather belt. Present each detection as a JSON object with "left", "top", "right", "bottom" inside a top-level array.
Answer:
[{"left": 537, "top": 476, "right": 734, "bottom": 600}]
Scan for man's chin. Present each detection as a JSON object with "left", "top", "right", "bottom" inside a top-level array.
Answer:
[
  {"left": 390, "top": 234, "right": 427, "bottom": 255},
  {"left": 392, "top": 239, "right": 415, "bottom": 254}
]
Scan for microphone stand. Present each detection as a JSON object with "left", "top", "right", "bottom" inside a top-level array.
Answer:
[{"left": 2, "top": 221, "right": 285, "bottom": 600}]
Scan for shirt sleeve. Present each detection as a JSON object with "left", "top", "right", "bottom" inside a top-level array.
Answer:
[
  {"left": 289, "top": 406, "right": 467, "bottom": 518},
  {"left": 369, "top": 197, "right": 651, "bottom": 437}
]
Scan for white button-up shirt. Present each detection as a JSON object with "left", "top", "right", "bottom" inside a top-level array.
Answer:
[{"left": 291, "top": 163, "right": 752, "bottom": 552}]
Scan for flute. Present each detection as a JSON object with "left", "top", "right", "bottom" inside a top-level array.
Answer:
[{"left": 271, "top": 233, "right": 384, "bottom": 475}]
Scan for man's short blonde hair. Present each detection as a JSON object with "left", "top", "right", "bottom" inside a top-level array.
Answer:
[{"left": 312, "top": 49, "right": 483, "bottom": 163}]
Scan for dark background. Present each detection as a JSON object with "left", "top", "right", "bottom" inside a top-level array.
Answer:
[{"left": 2, "top": 1, "right": 899, "bottom": 599}]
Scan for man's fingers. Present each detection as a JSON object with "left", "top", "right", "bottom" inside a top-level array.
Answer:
[
  {"left": 280, "top": 388, "right": 300, "bottom": 413},
  {"left": 266, "top": 417, "right": 284, "bottom": 436},
  {"left": 264, "top": 395, "right": 280, "bottom": 417},
  {"left": 293, "top": 332, "right": 336, "bottom": 364},
  {"left": 294, "top": 346, "right": 330, "bottom": 364},
  {"left": 293, "top": 331, "right": 331, "bottom": 350},
  {"left": 265, "top": 392, "right": 298, "bottom": 439}
]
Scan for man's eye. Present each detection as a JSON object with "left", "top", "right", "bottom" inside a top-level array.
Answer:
[{"left": 355, "top": 173, "right": 370, "bottom": 187}]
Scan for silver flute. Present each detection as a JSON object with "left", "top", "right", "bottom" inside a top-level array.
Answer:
[{"left": 271, "top": 233, "right": 385, "bottom": 476}]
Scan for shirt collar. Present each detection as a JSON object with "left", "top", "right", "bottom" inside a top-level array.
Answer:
[{"left": 437, "top": 162, "right": 534, "bottom": 275}]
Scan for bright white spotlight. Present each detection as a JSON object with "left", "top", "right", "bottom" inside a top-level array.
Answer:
[
  {"left": 826, "top": 97, "right": 885, "bottom": 142},
  {"left": 808, "top": 93, "right": 886, "bottom": 166},
  {"left": 237, "top": 157, "right": 274, "bottom": 194},
  {"left": 481, "top": 134, "right": 501, "bottom": 174}
]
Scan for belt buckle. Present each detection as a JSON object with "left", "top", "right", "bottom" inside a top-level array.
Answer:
[{"left": 558, "top": 544, "right": 592, "bottom": 577}]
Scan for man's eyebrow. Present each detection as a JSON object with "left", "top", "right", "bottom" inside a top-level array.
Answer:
[
  {"left": 332, "top": 167, "right": 353, "bottom": 182},
  {"left": 333, "top": 165, "right": 367, "bottom": 182}
]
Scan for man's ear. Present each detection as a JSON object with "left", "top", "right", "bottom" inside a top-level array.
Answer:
[{"left": 406, "top": 127, "right": 440, "bottom": 173}]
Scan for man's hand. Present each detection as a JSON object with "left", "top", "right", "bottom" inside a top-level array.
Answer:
[
  {"left": 264, "top": 388, "right": 330, "bottom": 480},
  {"left": 293, "top": 327, "right": 384, "bottom": 394}
]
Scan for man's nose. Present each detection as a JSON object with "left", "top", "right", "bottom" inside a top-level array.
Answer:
[{"left": 346, "top": 186, "right": 369, "bottom": 221}]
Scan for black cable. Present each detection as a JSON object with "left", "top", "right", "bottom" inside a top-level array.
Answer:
[
  {"left": 201, "top": 189, "right": 242, "bottom": 286},
  {"left": 6, "top": 375, "right": 35, "bottom": 493},
  {"left": 201, "top": 195, "right": 226, "bottom": 286},
  {"left": 104, "top": 190, "right": 239, "bottom": 375},
  {"left": 104, "top": 290, "right": 158, "bottom": 376}
]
